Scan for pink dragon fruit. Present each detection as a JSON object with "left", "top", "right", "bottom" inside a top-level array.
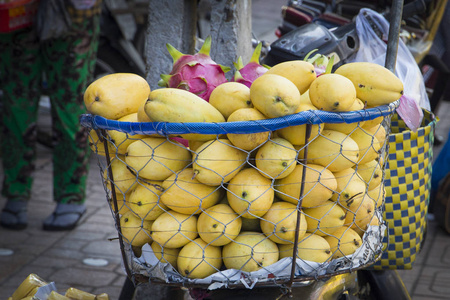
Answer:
[
  {"left": 158, "top": 36, "right": 230, "bottom": 102},
  {"left": 304, "top": 49, "right": 334, "bottom": 77},
  {"left": 232, "top": 42, "right": 269, "bottom": 88}
]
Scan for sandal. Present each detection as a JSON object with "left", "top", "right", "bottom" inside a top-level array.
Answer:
[
  {"left": 0, "top": 201, "right": 28, "bottom": 230},
  {"left": 43, "top": 204, "right": 87, "bottom": 231}
]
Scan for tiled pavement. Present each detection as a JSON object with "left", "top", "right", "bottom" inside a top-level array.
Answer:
[{"left": 1, "top": 1, "right": 450, "bottom": 299}]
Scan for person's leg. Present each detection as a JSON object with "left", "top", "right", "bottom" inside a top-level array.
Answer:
[
  {"left": 0, "top": 28, "right": 43, "bottom": 230},
  {"left": 41, "top": 11, "right": 101, "bottom": 230}
]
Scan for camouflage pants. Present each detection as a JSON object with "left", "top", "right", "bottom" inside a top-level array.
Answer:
[{"left": 0, "top": 16, "right": 100, "bottom": 204}]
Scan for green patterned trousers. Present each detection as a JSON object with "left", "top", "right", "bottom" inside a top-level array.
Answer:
[{"left": 0, "top": 15, "right": 100, "bottom": 204}]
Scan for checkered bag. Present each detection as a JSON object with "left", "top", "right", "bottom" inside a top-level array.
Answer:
[{"left": 373, "top": 109, "right": 437, "bottom": 269}]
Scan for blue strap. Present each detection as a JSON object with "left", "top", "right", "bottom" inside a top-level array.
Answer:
[{"left": 80, "top": 100, "right": 398, "bottom": 135}]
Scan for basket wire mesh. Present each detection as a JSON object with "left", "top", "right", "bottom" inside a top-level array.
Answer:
[{"left": 81, "top": 101, "right": 398, "bottom": 289}]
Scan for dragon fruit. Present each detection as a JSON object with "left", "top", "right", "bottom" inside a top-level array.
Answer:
[
  {"left": 232, "top": 42, "right": 269, "bottom": 88},
  {"left": 158, "top": 36, "right": 230, "bottom": 102},
  {"left": 304, "top": 49, "right": 334, "bottom": 77}
]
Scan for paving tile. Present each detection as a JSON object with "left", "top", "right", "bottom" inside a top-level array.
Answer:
[
  {"left": 0, "top": 254, "right": 36, "bottom": 282},
  {"left": 30, "top": 255, "right": 80, "bottom": 269},
  {"left": 53, "top": 237, "right": 89, "bottom": 251},
  {"left": 411, "top": 266, "right": 450, "bottom": 298},
  {"left": 421, "top": 234, "right": 450, "bottom": 268},
  {"left": 0, "top": 286, "right": 17, "bottom": 299},
  {"left": 82, "top": 239, "right": 122, "bottom": 257},
  {"left": 48, "top": 267, "right": 117, "bottom": 288}
]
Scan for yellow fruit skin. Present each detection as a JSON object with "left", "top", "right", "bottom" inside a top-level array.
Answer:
[
  {"left": 209, "top": 82, "right": 253, "bottom": 119},
  {"left": 279, "top": 233, "right": 331, "bottom": 263},
  {"left": 255, "top": 137, "right": 297, "bottom": 179},
  {"left": 108, "top": 113, "right": 148, "bottom": 155},
  {"left": 227, "top": 168, "right": 275, "bottom": 219},
  {"left": 331, "top": 168, "right": 367, "bottom": 203},
  {"left": 335, "top": 62, "right": 404, "bottom": 106},
  {"left": 177, "top": 238, "right": 222, "bottom": 279},
  {"left": 125, "top": 137, "right": 191, "bottom": 181},
  {"left": 275, "top": 164, "right": 337, "bottom": 208},
  {"left": 144, "top": 88, "right": 225, "bottom": 141},
  {"left": 355, "top": 159, "right": 383, "bottom": 190},
  {"left": 197, "top": 204, "right": 242, "bottom": 246},
  {"left": 367, "top": 182, "right": 385, "bottom": 208},
  {"left": 277, "top": 104, "right": 323, "bottom": 145},
  {"left": 260, "top": 202, "right": 307, "bottom": 244},
  {"left": 343, "top": 194, "right": 376, "bottom": 232},
  {"left": 349, "top": 127, "right": 381, "bottom": 165},
  {"left": 309, "top": 74, "right": 356, "bottom": 112},
  {"left": 103, "top": 156, "right": 137, "bottom": 196},
  {"left": 150, "top": 241, "right": 180, "bottom": 269},
  {"left": 250, "top": 74, "right": 301, "bottom": 118},
  {"left": 151, "top": 211, "right": 198, "bottom": 248},
  {"left": 227, "top": 108, "right": 269, "bottom": 151},
  {"left": 306, "top": 130, "right": 359, "bottom": 172},
  {"left": 222, "top": 231, "right": 279, "bottom": 272},
  {"left": 265, "top": 60, "right": 317, "bottom": 94},
  {"left": 84, "top": 73, "right": 151, "bottom": 120},
  {"left": 161, "top": 168, "right": 222, "bottom": 215},
  {"left": 304, "top": 201, "right": 346, "bottom": 237},
  {"left": 192, "top": 139, "right": 246, "bottom": 186},
  {"left": 128, "top": 181, "right": 166, "bottom": 220},
  {"left": 120, "top": 211, "right": 153, "bottom": 247},
  {"left": 324, "top": 99, "right": 366, "bottom": 134},
  {"left": 324, "top": 226, "right": 362, "bottom": 259}
]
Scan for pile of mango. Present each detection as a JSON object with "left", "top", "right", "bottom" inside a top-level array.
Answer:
[{"left": 84, "top": 60, "right": 403, "bottom": 279}]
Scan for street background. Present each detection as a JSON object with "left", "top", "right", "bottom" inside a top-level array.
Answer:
[{"left": 1, "top": 0, "right": 450, "bottom": 299}]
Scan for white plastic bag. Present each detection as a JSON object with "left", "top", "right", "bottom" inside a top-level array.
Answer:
[{"left": 350, "top": 9, "right": 430, "bottom": 114}]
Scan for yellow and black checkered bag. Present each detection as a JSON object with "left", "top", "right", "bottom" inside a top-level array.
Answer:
[{"left": 373, "top": 109, "right": 437, "bottom": 270}]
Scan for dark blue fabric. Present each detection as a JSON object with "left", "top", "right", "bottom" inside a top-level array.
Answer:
[{"left": 79, "top": 101, "right": 398, "bottom": 135}]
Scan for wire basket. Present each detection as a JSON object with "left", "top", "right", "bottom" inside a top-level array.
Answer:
[{"left": 80, "top": 100, "right": 398, "bottom": 289}]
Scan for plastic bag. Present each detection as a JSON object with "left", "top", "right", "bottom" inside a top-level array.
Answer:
[{"left": 350, "top": 9, "right": 430, "bottom": 113}]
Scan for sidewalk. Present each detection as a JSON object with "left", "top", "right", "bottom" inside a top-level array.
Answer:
[{"left": 1, "top": 1, "right": 450, "bottom": 299}]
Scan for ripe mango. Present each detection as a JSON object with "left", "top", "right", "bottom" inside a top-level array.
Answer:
[
  {"left": 306, "top": 130, "right": 359, "bottom": 172},
  {"left": 161, "top": 168, "right": 222, "bottom": 214},
  {"left": 125, "top": 137, "right": 191, "bottom": 181},
  {"left": 260, "top": 201, "right": 307, "bottom": 244},
  {"left": 209, "top": 82, "right": 253, "bottom": 119},
  {"left": 309, "top": 73, "right": 356, "bottom": 112},
  {"left": 274, "top": 164, "right": 337, "bottom": 208},
  {"left": 192, "top": 139, "right": 246, "bottom": 186},
  {"left": 222, "top": 231, "right": 279, "bottom": 272},
  {"left": 279, "top": 233, "right": 331, "bottom": 263},
  {"left": 144, "top": 88, "right": 225, "bottom": 141},
  {"left": 255, "top": 137, "right": 297, "bottom": 179},
  {"left": 324, "top": 98, "right": 366, "bottom": 134},
  {"left": 335, "top": 62, "right": 403, "bottom": 106},
  {"left": 324, "top": 226, "right": 362, "bottom": 259},
  {"left": 177, "top": 238, "right": 222, "bottom": 279},
  {"left": 197, "top": 204, "right": 242, "bottom": 246},
  {"left": 84, "top": 73, "right": 150, "bottom": 120},
  {"left": 304, "top": 200, "right": 346, "bottom": 237},
  {"left": 250, "top": 74, "right": 301, "bottom": 118},
  {"left": 265, "top": 60, "right": 317, "bottom": 94},
  {"left": 151, "top": 211, "right": 198, "bottom": 248},
  {"left": 227, "top": 168, "right": 274, "bottom": 219},
  {"left": 227, "top": 108, "right": 269, "bottom": 151}
]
